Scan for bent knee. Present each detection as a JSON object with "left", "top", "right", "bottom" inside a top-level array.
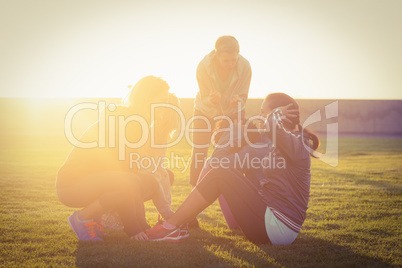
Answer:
[{"left": 204, "top": 168, "right": 242, "bottom": 181}]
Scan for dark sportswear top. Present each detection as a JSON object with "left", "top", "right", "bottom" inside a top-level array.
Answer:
[{"left": 212, "top": 109, "right": 312, "bottom": 232}]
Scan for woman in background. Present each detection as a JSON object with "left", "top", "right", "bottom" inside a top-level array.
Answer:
[{"left": 189, "top": 35, "right": 252, "bottom": 188}]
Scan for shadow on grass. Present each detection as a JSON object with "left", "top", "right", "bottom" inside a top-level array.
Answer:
[
  {"left": 74, "top": 229, "right": 392, "bottom": 267},
  {"left": 336, "top": 169, "right": 402, "bottom": 195},
  {"left": 257, "top": 234, "right": 393, "bottom": 267},
  {"left": 75, "top": 230, "right": 230, "bottom": 267}
]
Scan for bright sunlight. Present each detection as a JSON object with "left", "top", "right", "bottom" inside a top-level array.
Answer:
[{"left": 1, "top": 0, "right": 401, "bottom": 100}]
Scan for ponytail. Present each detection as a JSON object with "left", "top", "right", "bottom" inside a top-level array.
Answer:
[
  {"left": 298, "top": 124, "right": 320, "bottom": 157},
  {"left": 263, "top": 92, "right": 322, "bottom": 159}
]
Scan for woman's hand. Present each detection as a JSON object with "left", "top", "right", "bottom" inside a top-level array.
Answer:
[
  {"left": 210, "top": 91, "right": 221, "bottom": 104},
  {"left": 276, "top": 103, "right": 299, "bottom": 125},
  {"left": 131, "top": 231, "right": 149, "bottom": 241}
]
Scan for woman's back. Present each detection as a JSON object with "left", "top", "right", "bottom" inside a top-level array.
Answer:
[{"left": 57, "top": 105, "right": 143, "bottom": 187}]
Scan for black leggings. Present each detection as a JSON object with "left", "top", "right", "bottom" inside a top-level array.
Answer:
[
  {"left": 196, "top": 168, "right": 270, "bottom": 244},
  {"left": 189, "top": 110, "right": 246, "bottom": 186},
  {"left": 57, "top": 171, "right": 158, "bottom": 237}
]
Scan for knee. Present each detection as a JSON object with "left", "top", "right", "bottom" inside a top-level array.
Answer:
[
  {"left": 204, "top": 168, "right": 236, "bottom": 181},
  {"left": 203, "top": 168, "right": 221, "bottom": 179}
]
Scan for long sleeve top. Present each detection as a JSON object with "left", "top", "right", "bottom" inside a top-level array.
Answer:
[{"left": 211, "top": 109, "right": 312, "bottom": 233}]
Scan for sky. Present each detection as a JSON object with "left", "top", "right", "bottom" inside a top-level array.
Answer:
[{"left": 0, "top": 0, "right": 401, "bottom": 99}]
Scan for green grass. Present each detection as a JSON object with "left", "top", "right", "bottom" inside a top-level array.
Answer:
[{"left": 0, "top": 135, "right": 401, "bottom": 267}]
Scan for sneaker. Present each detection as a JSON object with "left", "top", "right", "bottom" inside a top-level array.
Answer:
[
  {"left": 68, "top": 211, "right": 103, "bottom": 241},
  {"left": 146, "top": 223, "right": 189, "bottom": 242},
  {"left": 178, "top": 224, "right": 189, "bottom": 239},
  {"left": 93, "top": 215, "right": 106, "bottom": 237}
]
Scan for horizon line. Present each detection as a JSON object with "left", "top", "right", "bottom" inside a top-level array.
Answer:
[{"left": 0, "top": 96, "right": 401, "bottom": 101}]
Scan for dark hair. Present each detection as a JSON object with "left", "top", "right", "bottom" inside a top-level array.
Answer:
[
  {"left": 215, "top": 36, "right": 240, "bottom": 54},
  {"left": 263, "top": 93, "right": 320, "bottom": 152}
]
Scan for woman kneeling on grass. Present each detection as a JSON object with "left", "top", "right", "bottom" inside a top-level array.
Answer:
[
  {"left": 56, "top": 76, "right": 179, "bottom": 241},
  {"left": 146, "top": 93, "right": 320, "bottom": 245}
]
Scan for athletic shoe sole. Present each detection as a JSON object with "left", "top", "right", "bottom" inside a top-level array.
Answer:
[
  {"left": 149, "top": 228, "right": 189, "bottom": 242},
  {"left": 68, "top": 214, "right": 80, "bottom": 238}
]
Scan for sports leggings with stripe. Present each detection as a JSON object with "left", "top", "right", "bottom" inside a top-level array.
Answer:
[{"left": 195, "top": 168, "right": 270, "bottom": 244}]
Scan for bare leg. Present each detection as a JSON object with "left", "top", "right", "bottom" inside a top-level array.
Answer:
[{"left": 166, "top": 188, "right": 210, "bottom": 226}]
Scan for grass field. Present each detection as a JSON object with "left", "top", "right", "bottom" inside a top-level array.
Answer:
[{"left": 0, "top": 134, "right": 401, "bottom": 267}]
